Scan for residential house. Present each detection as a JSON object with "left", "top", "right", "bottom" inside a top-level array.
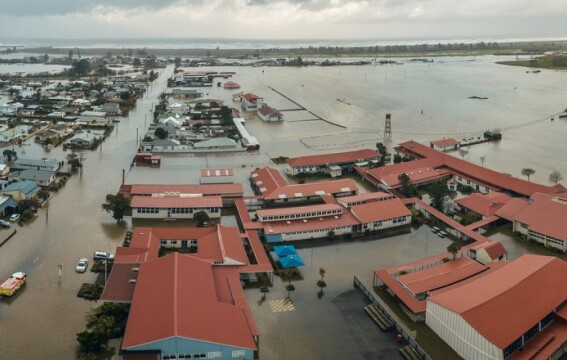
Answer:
[
  {"left": 2, "top": 181, "right": 41, "bottom": 201},
  {"left": 430, "top": 137, "right": 460, "bottom": 152},
  {"left": 10, "top": 169, "right": 56, "bottom": 187},
  {"left": 257, "top": 105, "right": 283, "bottom": 122},
  {"left": 103, "top": 102, "right": 121, "bottom": 116},
  {"left": 0, "top": 196, "right": 18, "bottom": 216},
  {"left": 14, "top": 158, "right": 61, "bottom": 172},
  {"left": 0, "top": 163, "right": 9, "bottom": 177},
  {"left": 241, "top": 93, "right": 263, "bottom": 112},
  {"left": 68, "top": 131, "right": 104, "bottom": 148}
]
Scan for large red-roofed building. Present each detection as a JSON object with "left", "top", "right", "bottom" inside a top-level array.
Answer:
[
  {"left": 426, "top": 255, "right": 567, "bottom": 360},
  {"left": 130, "top": 195, "right": 222, "bottom": 220},
  {"left": 286, "top": 149, "right": 381, "bottom": 177}
]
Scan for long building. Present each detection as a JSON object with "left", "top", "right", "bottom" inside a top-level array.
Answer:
[
  {"left": 102, "top": 225, "right": 272, "bottom": 359},
  {"left": 130, "top": 195, "right": 222, "bottom": 220},
  {"left": 286, "top": 149, "right": 381, "bottom": 177},
  {"left": 426, "top": 255, "right": 567, "bottom": 360},
  {"left": 121, "top": 183, "right": 244, "bottom": 206},
  {"left": 359, "top": 140, "right": 566, "bottom": 197}
]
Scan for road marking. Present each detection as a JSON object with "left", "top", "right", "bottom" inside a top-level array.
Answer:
[{"left": 33, "top": 256, "right": 40, "bottom": 264}]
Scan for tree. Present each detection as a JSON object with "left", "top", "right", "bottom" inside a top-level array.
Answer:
[
  {"left": 219, "top": 105, "right": 233, "bottom": 126},
  {"left": 101, "top": 193, "right": 130, "bottom": 222},
  {"left": 71, "top": 59, "right": 91, "bottom": 77},
  {"left": 376, "top": 142, "right": 387, "bottom": 155},
  {"left": 428, "top": 180, "right": 449, "bottom": 211},
  {"left": 480, "top": 155, "right": 486, "bottom": 167},
  {"left": 317, "top": 267, "right": 327, "bottom": 288},
  {"left": 282, "top": 267, "right": 295, "bottom": 292},
  {"left": 194, "top": 211, "right": 210, "bottom": 227},
  {"left": 549, "top": 170, "right": 564, "bottom": 184},
  {"left": 76, "top": 331, "right": 107, "bottom": 353},
  {"left": 521, "top": 168, "right": 535, "bottom": 182},
  {"left": 398, "top": 173, "right": 416, "bottom": 198},
  {"left": 154, "top": 127, "right": 168, "bottom": 140},
  {"left": 132, "top": 58, "right": 142, "bottom": 67},
  {"left": 3, "top": 149, "right": 17, "bottom": 162},
  {"left": 458, "top": 148, "right": 469, "bottom": 160},
  {"left": 174, "top": 57, "right": 182, "bottom": 67},
  {"left": 67, "top": 153, "right": 83, "bottom": 173},
  {"left": 446, "top": 242, "right": 462, "bottom": 259}
]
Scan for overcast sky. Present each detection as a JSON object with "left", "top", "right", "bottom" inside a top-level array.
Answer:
[{"left": 0, "top": 0, "right": 565, "bottom": 41}]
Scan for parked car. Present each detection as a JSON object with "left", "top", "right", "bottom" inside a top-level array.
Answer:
[
  {"left": 431, "top": 226, "right": 440, "bottom": 233},
  {"left": 9, "top": 214, "right": 20, "bottom": 222},
  {"left": 438, "top": 230, "right": 448, "bottom": 237},
  {"left": 76, "top": 258, "right": 89, "bottom": 273},
  {"left": 93, "top": 252, "right": 115, "bottom": 260},
  {"left": 0, "top": 220, "right": 11, "bottom": 228}
]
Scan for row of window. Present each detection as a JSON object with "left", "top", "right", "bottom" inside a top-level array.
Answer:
[
  {"left": 259, "top": 209, "right": 341, "bottom": 221},
  {"left": 284, "top": 226, "right": 350, "bottom": 236},
  {"left": 136, "top": 207, "right": 220, "bottom": 214},
  {"left": 160, "top": 239, "right": 198, "bottom": 246}
]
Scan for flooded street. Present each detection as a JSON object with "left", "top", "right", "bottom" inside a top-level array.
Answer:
[{"left": 0, "top": 55, "right": 566, "bottom": 358}]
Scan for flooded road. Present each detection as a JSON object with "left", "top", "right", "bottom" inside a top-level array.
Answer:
[
  {"left": 0, "top": 55, "right": 566, "bottom": 358},
  {"left": 0, "top": 65, "right": 174, "bottom": 359}
]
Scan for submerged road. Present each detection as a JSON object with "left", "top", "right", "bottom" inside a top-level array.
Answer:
[{"left": 0, "top": 65, "right": 174, "bottom": 359}]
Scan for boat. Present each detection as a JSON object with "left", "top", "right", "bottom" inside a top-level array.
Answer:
[{"left": 0, "top": 272, "right": 27, "bottom": 297}]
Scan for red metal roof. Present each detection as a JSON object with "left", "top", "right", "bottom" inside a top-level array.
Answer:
[
  {"left": 264, "top": 213, "right": 360, "bottom": 234},
  {"left": 470, "top": 241, "right": 507, "bottom": 260},
  {"left": 200, "top": 168, "right": 234, "bottom": 177},
  {"left": 264, "top": 178, "right": 358, "bottom": 200},
  {"left": 456, "top": 192, "right": 512, "bottom": 217},
  {"left": 428, "top": 255, "right": 567, "bottom": 349},
  {"left": 258, "top": 105, "right": 281, "bottom": 117},
  {"left": 494, "top": 197, "right": 529, "bottom": 221},
  {"left": 250, "top": 167, "right": 288, "bottom": 195},
  {"left": 397, "top": 257, "right": 487, "bottom": 295},
  {"left": 256, "top": 203, "right": 343, "bottom": 218},
  {"left": 127, "top": 183, "right": 243, "bottom": 197},
  {"left": 399, "top": 140, "right": 566, "bottom": 197},
  {"left": 286, "top": 149, "right": 381, "bottom": 168},
  {"left": 430, "top": 138, "right": 460, "bottom": 148},
  {"left": 350, "top": 198, "right": 411, "bottom": 224},
  {"left": 242, "top": 93, "right": 261, "bottom": 101},
  {"left": 131, "top": 195, "right": 222, "bottom": 209},
  {"left": 122, "top": 254, "right": 257, "bottom": 350},
  {"left": 513, "top": 193, "right": 567, "bottom": 241},
  {"left": 223, "top": 81, "right": 240, "bottom": 89},
  {"left": 336, "top": 192, "right": 394, "bottom": 206}
]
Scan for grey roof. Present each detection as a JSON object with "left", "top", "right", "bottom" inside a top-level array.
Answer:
[
  {"left": 14, "top": 158, "right": 60, "bottom": 170},
  {"left": 11, "top": 170, "right": 55, "bottom": 182}
]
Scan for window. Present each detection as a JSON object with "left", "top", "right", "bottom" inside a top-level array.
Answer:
[
  {"left": 232, "top": 350, "right": 245, "bottom": 358},
  {"left": 160, "top": 240, "right": 167, "bottom": 245},
  {"left": 163, "top": 355, "right": 177, "bottom": 360},
  {"left": 207, "top": 352, "right": 221, "bottom": 358},
  {"left": 170, "top": 240, "right": 178, "bottom": 245},
  {"left": 181, "top": 240, "right": 188, "bottom": 247}
]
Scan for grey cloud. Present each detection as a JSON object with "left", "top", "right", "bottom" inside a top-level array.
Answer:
[{"left": 0, "top": 0, "right": 203, "bottom": 16}]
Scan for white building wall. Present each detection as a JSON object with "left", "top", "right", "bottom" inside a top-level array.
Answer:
[
  {"left": 132, "top": 207, "right": 220, "bottom": 219},
  {"left": 455, "top": 176, "right": 493, "bottom": 194},
  {"left": 426, "top": 301, "right": 503, "bottom": 360},
  {"left": 363, "top": 216, "right": 411, "bottom": 231},
  {"left": 280, "top": 225, "right": 353, "bottom": 241}
]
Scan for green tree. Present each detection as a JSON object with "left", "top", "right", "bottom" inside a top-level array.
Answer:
[
  {"left": 398, "top": 173, "right": 416, "bottom": 197},
  {"left": 194, "top": 211, "right": 210, "bottom": 227},
  {"left": 132, "top": 58, "right": 142, "bottom": 67},
  {"left": 67, "top": 153, "right": 83, "bottom": 173},
  {"left": 521, "top": 168, "right": 535, "bottom": 182},
  {"left": 446, "top": 242, "right": 462, "bottom": 259},
  {"left": 101, "top": 193, "right": 130, "bottom": 222},
  {"left": 428, "top": 180, "right": 449, "bottom": 211},
  {"left": 71, "top": 59, "right": 91, "bottom": 77},
  {"left": 219, "top": 105, "right": 233, "bottom": 126},
  {"left": 317, "top": 267, "right": 327, "bottom": 288},
  {"left": 174, "top": 57, "right": 182, "bottom": 67},
  {"left": 376, "top": 142, "right": 387, "bottom": 156},
  {"left": 154, "top": 127, "right": 168, "bottom": 140},
  {"left": 282, "top": 267, "right": 295, "bottom": 292},
  {"left": 2, "top": 149, "right": 17, "bottom": 162},
  {"left": 76, "top": 331, "right": 107, "bottom": 353}
]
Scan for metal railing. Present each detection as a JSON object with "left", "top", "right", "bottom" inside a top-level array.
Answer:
[{"left": 353, "top": 276, "right": 432, "bottom": 360}]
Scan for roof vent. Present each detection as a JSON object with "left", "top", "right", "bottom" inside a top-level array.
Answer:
[
  {"left": 132, "top": 267, "right": 140, "bottom": 272},
  {"left": 303, "top": 219, "right": 307, "bottom": 223},
  {"left": 286, "top": 221, "right": 291, "bottom": 224},
  {"left": 128, "top": 279, "right": 137, "bottom": 284}
]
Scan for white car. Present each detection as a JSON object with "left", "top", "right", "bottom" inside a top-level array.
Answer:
[
  {"left": 76, "top": 258, "right": 89, "bottom": 273},
  {"left": 93, "top": 252, "right": 115, "bottom": 260},
  {"left": 9, "top": 214, "right": 20, "bottom": 222}
]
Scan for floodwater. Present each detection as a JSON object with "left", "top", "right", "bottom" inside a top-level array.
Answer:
[{"left": 0, "top": 56, "right": 565, "bottom": 358}]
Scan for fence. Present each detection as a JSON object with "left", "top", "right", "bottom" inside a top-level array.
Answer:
[{"left": 353, "top": 276, "right": 432, "bottom": 360}]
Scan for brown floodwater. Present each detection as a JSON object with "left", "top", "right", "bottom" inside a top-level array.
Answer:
[{"left": 0, "top": 56, "right": 566, "bottom": 359}]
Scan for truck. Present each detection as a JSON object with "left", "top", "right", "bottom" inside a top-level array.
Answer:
[{"left": 0, "top": 272, "right": 27, "bottom": 297}]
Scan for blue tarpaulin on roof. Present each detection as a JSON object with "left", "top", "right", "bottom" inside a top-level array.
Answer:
[{"left": 273, "top": 245, "right": 298, "bottom": 257}]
